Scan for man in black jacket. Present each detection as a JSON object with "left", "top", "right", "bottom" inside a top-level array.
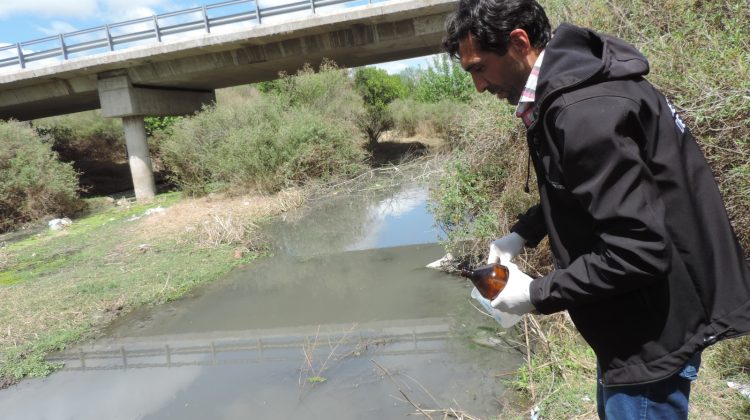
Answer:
[{"left": 443, "top": 0, "right": 750, "bottom": 418}]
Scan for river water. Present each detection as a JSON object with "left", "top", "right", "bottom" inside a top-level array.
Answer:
[{"left": 0, "top": 182, "right": 521, "bottom": 419}]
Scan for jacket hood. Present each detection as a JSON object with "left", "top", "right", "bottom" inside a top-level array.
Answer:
[{"left": 536, "top": 23, "right": 650, "bottom": 104}]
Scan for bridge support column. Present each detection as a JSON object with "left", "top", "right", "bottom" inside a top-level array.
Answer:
[
  {"left": 97, "top": 70, "right": 215, "bottom": 202},
  {"left": 122, "top": 116, "right": 156, "bottom": 201}
]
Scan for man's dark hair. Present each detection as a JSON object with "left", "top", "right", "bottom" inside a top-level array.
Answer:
[{"left": 443, "top": 0, "right": 551, "bottom": 59}]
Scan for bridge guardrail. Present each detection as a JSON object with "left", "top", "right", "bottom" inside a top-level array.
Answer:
[{"left": 0, "top": 0, "right": 384, "bottom": 70}]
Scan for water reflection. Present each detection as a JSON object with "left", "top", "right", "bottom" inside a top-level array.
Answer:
[
  {"left": 0, "top": 182, "right": 520, "bottom": 420},
  {"left": 269, "top": 184, "right": 442, "bottom": 257}
]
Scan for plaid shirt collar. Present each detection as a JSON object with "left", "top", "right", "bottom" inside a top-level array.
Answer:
[{"left": 515, "top": 49, "right": 546, "bottom": 128}]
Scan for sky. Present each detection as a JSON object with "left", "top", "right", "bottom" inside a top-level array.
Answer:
[{"left": 0, "top": 0, "right": 435, "bottom": 74}]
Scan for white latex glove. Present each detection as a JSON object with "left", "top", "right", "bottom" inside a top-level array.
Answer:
[
  {"left": 487, "top": 232, "right": 526, "bottom": 265},
  {"left": 491, "top": 262, "right": 535, "bottom": 316},
  {"left": 470, "top": 287, "right": 523, "bottom": 328}
]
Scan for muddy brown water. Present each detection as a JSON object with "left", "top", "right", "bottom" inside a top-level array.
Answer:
[{"left": 0, "top": 184, "right": 522, "bottom": 420}]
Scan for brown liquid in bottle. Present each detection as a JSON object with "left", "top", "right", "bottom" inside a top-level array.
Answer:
[{"left": 460, "top": 263, "right": 509, "bottom": 300}]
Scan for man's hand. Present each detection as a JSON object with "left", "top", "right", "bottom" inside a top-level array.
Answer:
[
  {"left": 487, "top": 232, "right": 526, "bottom": 264},
  {"left": 491, "top": 262, "right": 535, "bottom": 315},
  {"left": 470, "top": 287, "right": 523, "bottom": 328}
]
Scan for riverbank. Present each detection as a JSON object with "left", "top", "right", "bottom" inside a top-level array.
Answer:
[
  {"left": 0, "top": 146, "right": 446, "bottom": 388},
  {"left": 1, "top": 152, "right": 747, "bottom": 418},
  {"left": 0, "top": 188, "right": 306, "bottom": 387},
  {"left": 0, "top": 172, "right": 533, "bottom": 419}
]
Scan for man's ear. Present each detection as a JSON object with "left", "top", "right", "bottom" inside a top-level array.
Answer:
[{"left": 508, "top": 28, "right": 531, "bottom": 57}]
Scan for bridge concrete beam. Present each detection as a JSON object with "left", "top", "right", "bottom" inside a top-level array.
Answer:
[
  {"left": 97, "top": 72, "right": 215, "bottom": 201},
  {"left": 97, "top": 72, "right": 215, "bottom": 118},
  {"left": 0, "top": 0, "right": 456, "bottom": 121}
]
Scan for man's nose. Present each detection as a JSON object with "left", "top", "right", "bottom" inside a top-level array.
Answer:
[{"left": 471, "top": 74, "right": 487, "bottom": 93}]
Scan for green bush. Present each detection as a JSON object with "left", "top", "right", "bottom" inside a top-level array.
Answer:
[
  {"left": 157, "top": 62, "right": 366, "bottom": 195},
  {"left": 396, "top": 67, "right": 421, "bottom": 96},
  {"left": 429, "top": 94, "right": 542, "bottom": 264},
  {"left": 389, "top": 98, "right": 467, "bottom": 138},
  {"left": 34, "top": 111, "right": 125, "bottom": 162},
  {"left": 354, "top": 67, "right": 408, "bottom": 148},
  {"left": 355, "top": 106, "right": 393, "bottom": 151},
  {"left": 144, "top": 116, "right": 181, "bottom": 137},
  {"left": 276, "top": 60, "right": 364, "bottom": 114},
  {"left": 0, "top": 121, "right": 84, "bottom": 233},
  {"left": 354, "top": 67, "right": 407, "bottom": 109},
  {"left": 413, "top": 54, "right": 474, "bottom": 104}
]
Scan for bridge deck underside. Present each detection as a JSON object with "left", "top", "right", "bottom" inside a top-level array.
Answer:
[{"left": 0, "top": 1, "right": 454, "bottom": 121}]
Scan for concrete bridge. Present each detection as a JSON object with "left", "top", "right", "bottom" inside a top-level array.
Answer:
[{"left": 0, "top": 0, "right": 456, "bottom": 200}]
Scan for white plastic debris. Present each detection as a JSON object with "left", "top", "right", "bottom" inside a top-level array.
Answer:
[
  {"left": 144, "top": 207, "right": 166, "bottom": 216},
  {"left": 530, "top": 405, "right": 540, "bottom": 420},
  {"left": 426, "top": 253, "right": 454, "bottom": 270},
  {"left": 727, "top": 381, "right": 750, "bottom": 399},
  {"left": 48, "top": 218, "right": 72, "bottom": 230}
]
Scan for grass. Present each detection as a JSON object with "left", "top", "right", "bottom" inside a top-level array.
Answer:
[
  {"left": 492, "top": 316, "right": 750, "bottom": 420},
  {"left": 157, "top": 62, "right": 367, "bottom": 196},
  {"left": 0, "top": 190, "right": 296, "bottom": 385}
]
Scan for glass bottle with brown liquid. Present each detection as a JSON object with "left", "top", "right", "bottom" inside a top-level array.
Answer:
[{"left": 460, "top": 263, "right": 509, "bottom": 300}]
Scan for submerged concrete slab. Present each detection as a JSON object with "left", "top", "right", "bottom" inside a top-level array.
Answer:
[{"left": 0, "top": 0, "right": 457, "bottom": 121}]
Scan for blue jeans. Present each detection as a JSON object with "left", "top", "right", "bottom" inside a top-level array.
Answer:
[{"left": 596, "top": 353, "right": 701, "bottom": 420}]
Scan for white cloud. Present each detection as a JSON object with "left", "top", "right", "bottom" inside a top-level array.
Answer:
[
  {"left": 35, "top": 21, "right": 78, "bottom": 36},
  {"left": 101, "top": 0, "right": 167, "bottom": 9},
  {"left": 0, "top": 43, "right": 19, "bottom": 66},
  {"left": 346, "top": 186, "right": 430, "bottom": 251},
  {"left": 101, "top": 0, "right": 172, "bottom": 19},
  {"left": 112, "top": 6, "right": 159, "bottom": 22},
  {"left": 372, "top": 55, "right": 437, "bottom": 74},
  {"left": 0, "top": 0, "right": 99, "bottom": 19},
  {"left": 0, "top": 0, "right": 171, "bottom": 20},
  {"left": 0, "top": 41, "right": 64, "bottom": 73}
]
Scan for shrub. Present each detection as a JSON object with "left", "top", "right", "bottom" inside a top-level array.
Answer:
[
  {"left": 389, "top": 98, "right": 468, "bottom": 138},
  {"left": 413, "top": 54, "right": 474, "bottom": 104},
  {"left": 144, "top": 116, "right": 181, "bottom": 137},
  {"left": 0, "top": 121, "right": 84, "bottom": 232},
  {"left": 396, "top": 67, "right": 421, "bottom": 96},
  {"left": 34, "top": 111, "right": 125, "bottom": 162},
  {"left": 355, "top": 106, "right": 393, "bottom": 151},
  {"left": 429, "top": 94, "right": 545, "bottom": 266},
  {"left": 354, "top": 67, "right": 407, "bottom": 109},
  {"left": 278, "top": 112, "right": 366, "bottom": 183},
  {"left": 157, "top": 62, "right": 366, "bottom": 195},
  {"left": 276, "top": 60, "right": 364, "bottom": 115},
  {"left": 354, "top": 67, "right": 408, "bottom": 148}
]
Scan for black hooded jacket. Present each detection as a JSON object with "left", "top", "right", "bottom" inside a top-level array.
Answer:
[{"left": 510, "top": 23, "right": 750, "bottom": 386}]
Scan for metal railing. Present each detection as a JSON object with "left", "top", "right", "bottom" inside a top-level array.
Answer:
[
  {"left": 0, "top": 0, "right": 382, "bottom": 70},
  {"left": 48, "top": 328, "right": 451, "bottom": 371}
]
